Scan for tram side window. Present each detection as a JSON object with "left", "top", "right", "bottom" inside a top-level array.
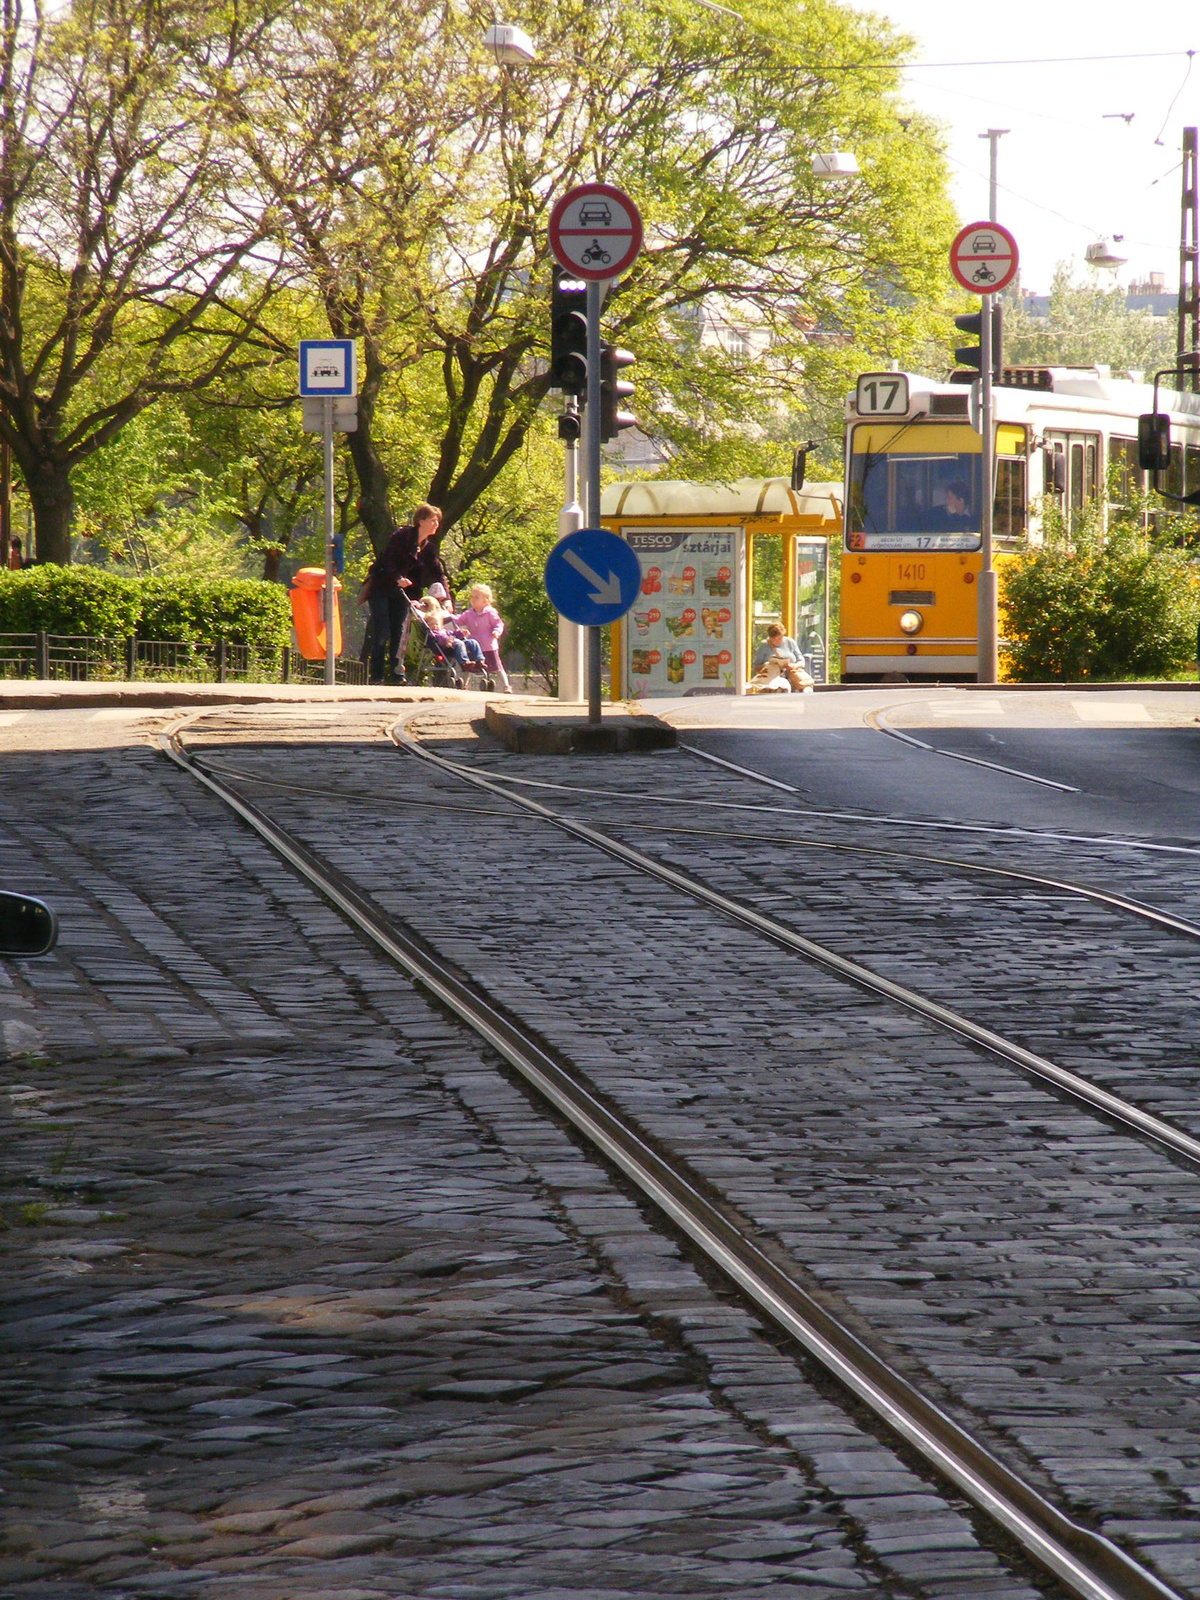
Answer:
[
  {"left": 1070, "top": 443, "right": 1084, "bottom": 514},
  {"left": 1166, "top": 442, "right": 1184, "bottom": 501},
  {"left": 994, "top": 457, "right": 1026, "bottom": 541},
  {"left": 1108, "top": 436, "right": 1139, "bottom": 504},
  {"left": 1188, "top": 445, "right": 1200, "bottom": 497}
]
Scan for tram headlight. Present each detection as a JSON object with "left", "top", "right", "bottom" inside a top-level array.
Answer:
[{"left": 898, "top": 610, "right": 924, "bottom": 635}]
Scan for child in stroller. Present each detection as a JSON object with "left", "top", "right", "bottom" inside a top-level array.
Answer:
[{"left": 410, "top": 585, "right": 493, "bottom": 689}]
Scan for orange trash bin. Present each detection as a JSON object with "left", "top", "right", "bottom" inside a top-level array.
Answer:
[{"left": 289, "top": 567, "right": 343, "bottom": 661}]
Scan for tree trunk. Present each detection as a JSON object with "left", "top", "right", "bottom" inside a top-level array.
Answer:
[
  {"left": 262, "top": 545, "right": 283, "bottom": 583},
  {"left": 346, "top": 404, "right": 394, "bottom": 555},
  {"left": 25, "top": 461, "right": 74, "bottom": 565}
]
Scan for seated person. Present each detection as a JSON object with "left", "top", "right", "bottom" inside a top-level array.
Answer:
[
  {"left": 412, "top": 586, "right": 488, "bottom": 671},
  {"left": 940, "top": 482, "right": 973, "bottom": 529},
  {"left": 751, "top": 623, "right": 814, "bottom": 693}
]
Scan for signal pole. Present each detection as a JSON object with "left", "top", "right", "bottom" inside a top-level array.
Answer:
[
  {"left": 557, "top": 403, "right": 584, "bottom": 700},
  {"left": 976, "top": 129, "right": 1008, "bottom": 685},
  {"left": 1180, "top": 127, "right": 1199, "bottom": 392}
]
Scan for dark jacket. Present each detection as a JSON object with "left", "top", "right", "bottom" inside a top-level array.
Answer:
[{"left": 368, "top": 525, "right": 450, "bottom": 602}]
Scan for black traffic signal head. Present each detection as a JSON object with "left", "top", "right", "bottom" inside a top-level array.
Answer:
[
  {"left": 599, "top": 343, "right": 637, "bottom": 442},
  {"left": 550, "top": 268, "right": 588, "bottom": 395},
  {"left": 953, "top": 303, "right": 1002, "bottom": 380},
  {"left": 953, "top": 310, "right": 983, "bottom": 372}
]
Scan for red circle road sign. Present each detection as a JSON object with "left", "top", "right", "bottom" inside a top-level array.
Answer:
[
  {"left": 549, "top": 183, "right": 643, "bottom": 281},
  {"left": 950, "top": 220, "right": 1018, "bottom": 294}
]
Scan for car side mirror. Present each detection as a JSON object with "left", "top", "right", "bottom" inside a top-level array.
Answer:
[
  {"left": 0, "top": 892, "right": 58, "bottom": 957},
  {"left": 1138, "top": 413, "right": 1171, "bottom": 473},
  {"left": 1043, "top": 449, "right": 1066, "bottom": 494}
]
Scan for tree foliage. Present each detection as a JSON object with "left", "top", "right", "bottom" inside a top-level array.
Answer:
[{"left": 998, "top": 265, "right": 1178, "bottom": 376}]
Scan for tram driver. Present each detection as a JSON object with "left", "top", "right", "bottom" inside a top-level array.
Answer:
[{"left": 939, "top": 481, "right": 973, "bottom": 530}]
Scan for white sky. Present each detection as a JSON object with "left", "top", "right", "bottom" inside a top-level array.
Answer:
[{"left": 848, "top": 0, "right": 1199, "bottom": 293}]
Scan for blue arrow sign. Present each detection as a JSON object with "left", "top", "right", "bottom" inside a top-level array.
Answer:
[{"left": 544, "top": 528, "right": 642, "bottom": 627}]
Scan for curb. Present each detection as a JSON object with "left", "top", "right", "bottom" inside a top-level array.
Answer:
[{"left": 485, "top": 702, "right": 677, "bottom": 754}]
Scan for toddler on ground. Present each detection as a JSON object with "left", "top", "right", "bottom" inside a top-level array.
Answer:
[{"left": 453, "top": 583, "right": 512, "bottom": 693}]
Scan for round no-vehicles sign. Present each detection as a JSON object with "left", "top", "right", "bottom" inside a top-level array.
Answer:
[
  {"left": 549, "top": 183, "right": 642, "bottom": 281},
  {"left": 950, "top": 221, "right": 1018, "bottom": 294}
]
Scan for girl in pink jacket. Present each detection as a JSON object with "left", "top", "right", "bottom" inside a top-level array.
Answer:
[{"left": 456, "top": 583, "right": 512, "bottom": 692}]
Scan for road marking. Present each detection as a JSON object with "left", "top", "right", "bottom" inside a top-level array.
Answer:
[
  {"left": 926, "top": 698, "right": 1005, "bottom": 716},
  {"left": 88, "top": 708, "right": 145, "bottom": 720},
  {"left": 1070, "top": 700, "right": 1152, "bottom": 722},
  {"left": 0, "top": 711, "right": 26, "bottom": 725}
]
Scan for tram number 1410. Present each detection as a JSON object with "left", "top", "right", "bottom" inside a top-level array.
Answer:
[{"left": 856, "top": 372, "right": 910, "bottom": 417}]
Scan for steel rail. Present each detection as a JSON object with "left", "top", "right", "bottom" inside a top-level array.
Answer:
[
  {"left": 678, "top": 740, "right": 1200, "bottom": 857},
  {"left": 391, "top": 719, "right": 1200, "bottom": 1179},
  {"left": 869, "top": 705, "right": 1082, "bottom": 792},
  {"left": 200, "top": 752, "right": 1200, "bottom": 949},
  {"left": 161, "top": 716, "right": 1180, "bottom": 1600}
]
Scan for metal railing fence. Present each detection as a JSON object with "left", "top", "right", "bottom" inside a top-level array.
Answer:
[{"left": 0, "top": 632, "right": 366, "bottom": 685}]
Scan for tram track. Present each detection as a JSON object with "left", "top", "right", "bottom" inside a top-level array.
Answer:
[{"left": 160, "top": 707, "right": 1192, "bottom": 1600}]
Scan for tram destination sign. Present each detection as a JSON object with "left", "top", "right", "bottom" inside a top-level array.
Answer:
[
  {"left": 548, "top": 183, "right": 643, "bottom": 282},
  {"left": 949, "top": 221, "right": 1018, "bottom": 295}
]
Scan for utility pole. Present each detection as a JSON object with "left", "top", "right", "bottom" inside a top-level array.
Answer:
[
  {"left": 976, "top": 129, "right": 1008, "bottom": 685},
  {"left": 1180, "top": 127, "right": 1199, "bottom": 392}
]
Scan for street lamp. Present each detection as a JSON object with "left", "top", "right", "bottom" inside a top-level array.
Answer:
[
  {"left": 1085, "top": 237, "right": 1128, "bottom": 270},
  {"left": 484, "top": 23, "right": 536, "bottom": 65}
]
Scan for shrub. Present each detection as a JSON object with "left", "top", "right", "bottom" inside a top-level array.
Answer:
[
  {"left": 138, "top": 576, "right": 291, "bottom": 646},
  {"left": 1001, "top": 508, "right": 1200, "bottom": 681},
  {"left": 0, "top": 568, "right": 291, "bottom": 646},
  {"left": 0, "top": 566, "right": 142, "bottom": 637}
]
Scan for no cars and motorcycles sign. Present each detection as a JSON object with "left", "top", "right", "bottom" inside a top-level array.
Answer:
[
  {"left": 950, "top": 221, "right": 1018, "bottom": 294},
  {"left": 549, "top": 183, "right": 643, "bottom": 281}
]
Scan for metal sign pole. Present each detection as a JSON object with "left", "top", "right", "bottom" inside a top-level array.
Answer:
[
  {"left": 323, "top": 397, "right": 335, "bottom": 687},
  {"left": 977, "top": 300, "right": 997, "bottom": 683},
  {"left": 558, "top": 400, "right": 584, "bottom": 701},
  {"left": 585, "top": 279, "right": 603, "bottom": 725}
]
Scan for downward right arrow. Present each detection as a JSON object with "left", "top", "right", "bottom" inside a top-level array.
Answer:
[{"left": 564, "top": 548, "right": 623, "bottom": 605}]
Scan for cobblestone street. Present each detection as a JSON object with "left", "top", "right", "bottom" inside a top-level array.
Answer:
[{"left": 0, "top": 713, "right": 1048, "bottom": 1600}]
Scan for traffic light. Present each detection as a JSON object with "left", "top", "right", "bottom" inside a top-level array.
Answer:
[
  {"left": 550, "top": 268, "right": 588, "bottom": 395},
  {"left": 599, "top": 343, "right": 636, "bottom": 442},
  {"left": 953, "top": 303, "right": 1003, "bottom": 379}
]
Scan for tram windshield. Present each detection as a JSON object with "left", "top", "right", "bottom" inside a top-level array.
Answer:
[{"left": 848, "top": 438, "right": 983, "bottom": 552}]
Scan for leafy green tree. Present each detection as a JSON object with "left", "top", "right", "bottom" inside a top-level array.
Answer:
[
  {"left": 0, "top": 0, "right": 282, "bottom": 563},
  {"left": 226, "top": 0, "right": 956, "bottom": 551},
  {"left": 997, "top": 265, "right": 1178, "bottom": 376}
]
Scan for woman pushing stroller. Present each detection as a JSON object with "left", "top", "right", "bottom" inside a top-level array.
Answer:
[{"left": 361, "top": 502, "right": 450, "bottom": 685}]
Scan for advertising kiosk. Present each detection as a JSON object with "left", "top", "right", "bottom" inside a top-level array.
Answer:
[{"left": 602, "top": 478, "right": 841, "bottom": 699}]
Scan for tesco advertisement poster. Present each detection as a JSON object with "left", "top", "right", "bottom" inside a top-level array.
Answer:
[{"left": 623, "top": 527, "right": 738, "bottom": 697}]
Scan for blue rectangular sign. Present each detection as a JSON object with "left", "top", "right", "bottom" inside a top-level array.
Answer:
[{"left": 299, "top": 340, "right": 357, "bottom": 397}]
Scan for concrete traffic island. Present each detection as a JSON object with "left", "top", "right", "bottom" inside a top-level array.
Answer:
[{"left": 485, "top": 699, "right": 676, "bottom": 753}]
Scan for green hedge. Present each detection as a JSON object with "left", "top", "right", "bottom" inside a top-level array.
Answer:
[
  {"left": 1001, "top": 514, "right": 1200, "bottom": 681},
  {"left": 0, "top": 568, "right": 292, "bottom": 647}
]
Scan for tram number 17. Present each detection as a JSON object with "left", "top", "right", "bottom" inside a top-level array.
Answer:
[{"left": 856, "top": 373, "right": 909, "bottom": 417}]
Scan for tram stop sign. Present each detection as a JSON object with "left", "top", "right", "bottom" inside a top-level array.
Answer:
[
  {"left": 545, "top": 528, "right": 643, "bottom": 627},
  {"left": 950, "top": 221, "right": 1019, "bottom": 295},
  {"left": 548, "top": 183, "right": 643, "bottom": 281}
]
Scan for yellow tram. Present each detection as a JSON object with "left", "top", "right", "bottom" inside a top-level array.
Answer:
[{"left": 840, "top": 368, "right": 1200, "bottom": 681}]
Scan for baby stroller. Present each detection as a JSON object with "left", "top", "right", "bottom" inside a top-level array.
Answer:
[{"left": 408, "top": 599, "right": 495, "bottom": 691}]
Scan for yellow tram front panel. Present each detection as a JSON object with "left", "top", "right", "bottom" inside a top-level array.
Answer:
[
  {"left": 840, "top": 420, "right": 1025, "bottom": 680},
  {"left": 841, "top": 546, "right": 982, "bottom": 678}
]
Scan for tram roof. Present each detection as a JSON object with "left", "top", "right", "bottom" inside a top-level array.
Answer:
[{"left": 601, "top": 477, "right": 843, "bottom": 524}]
